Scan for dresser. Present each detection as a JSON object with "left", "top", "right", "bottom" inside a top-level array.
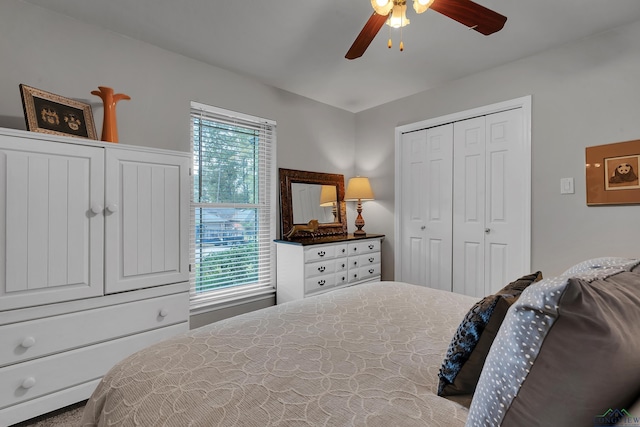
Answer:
[
  {"left": 0, "top": 128, "right": 190, "bottom": 426},
  {"left": 275, "top": 234, "right": 384, "bottom": 304}
]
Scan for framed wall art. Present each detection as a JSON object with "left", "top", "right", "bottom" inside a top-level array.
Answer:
[
  {"left": 586, "top": 139, "right": 640, "bottom": 205},
  {"left": 19, "top": 84, "right": 98, "bottom": 140}
]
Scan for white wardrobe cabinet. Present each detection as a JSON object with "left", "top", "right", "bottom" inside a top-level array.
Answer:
[{"left": 0, "top": 128, "right": 190, "bottom": 426}]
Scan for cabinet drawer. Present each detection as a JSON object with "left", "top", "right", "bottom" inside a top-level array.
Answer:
[
  {"left": 304, "top": 245, "right": 337, "bottom": 263},
  {"left": 359, "top": 252, "right": 381, "bottom": 266},
  {"left": 0, "top": 292, "right": 188, "bottom": 368},
  {"left": 347, "top": 239, "right": 380, "bottom": 256},
  {"left": 359, "top": 264, "right": 381, "bottom": 281},
  {"left": 305, "top": 260, "right": 336, "bottom": 278},
  {"left": 305, "top": 275, "right": 335, "bottom": 294},
  {"left": 0, "top": 323, "right": 185, "bottom": 410}
]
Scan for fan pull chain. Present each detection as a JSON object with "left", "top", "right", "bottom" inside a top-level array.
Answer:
[
  {"left": 399, "top": 14, "right": 404, "bottom": 51},
  {"left": 388, "top": 24, "right": 392, "bottom": 49}
]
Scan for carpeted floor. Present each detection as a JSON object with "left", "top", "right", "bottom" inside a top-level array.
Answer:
[{"left": 11, "top": 401, "right": 86, "bottom": 427}]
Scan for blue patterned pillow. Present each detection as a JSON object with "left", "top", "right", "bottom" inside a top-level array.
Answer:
[{"left": 437, "top": 271, "right": 543, "bottom": 400}]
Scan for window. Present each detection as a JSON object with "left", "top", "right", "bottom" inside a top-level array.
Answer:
[{"left": 190, "top": 102, "right": 276, "bottom": 310}]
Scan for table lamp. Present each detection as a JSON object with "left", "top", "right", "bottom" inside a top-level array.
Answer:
[{"left": 344, "top": 176, "right": 374, "bottom": 235}]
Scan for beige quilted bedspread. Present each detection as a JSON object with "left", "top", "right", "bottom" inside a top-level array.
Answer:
[{"left": 81, "top": 281, "right": 476, "bottom": 426}]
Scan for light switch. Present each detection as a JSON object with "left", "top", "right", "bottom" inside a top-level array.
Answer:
[{"left": 560, "top": 177, "right": 574, "bottom": 194}]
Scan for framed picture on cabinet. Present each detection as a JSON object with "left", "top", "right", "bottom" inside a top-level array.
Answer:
[
  {"left": 19, "top": 84, "right": 98, "bottom": 140},
  {"left": 586, "top": 139, "right": 640, "bottom": 205}
]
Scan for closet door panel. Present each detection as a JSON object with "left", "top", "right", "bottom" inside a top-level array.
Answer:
[
  {"left": 425, "top": 124, "right": 453, "bottom": 291},
  {"left": 485, "top": 109, "right": 526, "bottom": 293},
  {"left": 453, "top": 117, "right": 486, "bottom": 297},
  {"left": 399, "top": 130, "right": 427, "bottom": 285}
]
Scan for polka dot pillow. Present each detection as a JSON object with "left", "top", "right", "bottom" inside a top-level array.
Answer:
[{"left": 466, "top": 259, "right": 640, "bottom": 426}]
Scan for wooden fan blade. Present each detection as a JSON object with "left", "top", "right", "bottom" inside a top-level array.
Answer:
[
  {"left": 345, "top": 12, "right": 389, "bottom": 60},
  {"left": 430, "top": 0, "right": 507, "bottom": 35}
]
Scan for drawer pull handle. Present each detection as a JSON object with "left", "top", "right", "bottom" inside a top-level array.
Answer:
[
  {"left": 368, "top": 257, "right": 374, "bottom": 263},
  {"left": 341, "top": 263, "right": 345, "bottom": 268},
  {"left": 21, "top": 377, "right": 36, "bottom": 389},
  {"left": 318, "top": 251, "right": 326, "bottom": 257},
  {"left": 368, "top": 244, "right": 374, "bottom": 249},
  {"left": 353, "top": 274, "right": 358, "bottom": 278},
  {"left": 341, "top": 277, "right": 345, "bottom": 281},
  {"left": 318, "top": 280, "right": 326, "bottom": 286},
  {"left": 353, "top": 247, "right": 357, "bottom": 252},
  {"left": 353, "top": 261, "right": 358, "bottom": 266},
  {"left": 369, "top": 268, "right": 375, "bottom": 274},
  {"left": 159, "top": 308, "right": 169, "bottom": 318},
  {"left": 318, "top": 266, "right": 325, "bottom": 272},
  {"left": 21, "top": 336, "right": 36, "bottom": 348}
]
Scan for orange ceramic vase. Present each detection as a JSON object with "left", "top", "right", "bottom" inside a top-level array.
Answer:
[{"left": 91, "top": 86, "right": 130, "bottom": 143}]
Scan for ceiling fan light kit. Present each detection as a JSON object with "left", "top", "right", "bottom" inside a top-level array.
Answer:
[{"left": 347, "top": 0, "right": 507, "bottom": 60}]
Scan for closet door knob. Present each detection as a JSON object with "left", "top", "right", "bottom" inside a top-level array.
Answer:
[
  {"left": 21, "top": 377, "right": 36, "bottom": 389},
  {"left": 485, "top": 228, "right": 491, "bottom": 234},
  {"left": 90, "top": 204, "right": 103, "bottom": 215},
  {"left": 421, "top": 225, "right": 426, "bottom": 230},
  {"left": 106, "top": 203, "right": 119, "bottom": 213},
  {"left": 159, "top": 308, "right": 169, "bottom": 318},
  {"left": 21, "top": 336, "right": 36, "bottom": 348}
]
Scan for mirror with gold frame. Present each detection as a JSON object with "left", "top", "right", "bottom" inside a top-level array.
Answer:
[{"left": 279, "top": 168, "right": 347, "bottom": 239}]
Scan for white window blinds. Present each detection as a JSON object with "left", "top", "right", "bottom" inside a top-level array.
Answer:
[{"left": 190, "top": 102, "right": 276, "bottom": 310}]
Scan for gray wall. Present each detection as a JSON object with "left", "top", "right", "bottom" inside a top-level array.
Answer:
[{"left": 356, "top": 19, "right": 640, "bottom": 277}]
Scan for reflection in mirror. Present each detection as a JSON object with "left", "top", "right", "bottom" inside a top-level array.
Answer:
[
  {"left": 279, "top": 168, "right": 347, "bottom": 239},
  {"left": 291, "top": 183, "right": 336, "bottom": 224}
]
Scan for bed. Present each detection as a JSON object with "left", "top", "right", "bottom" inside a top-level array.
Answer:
[{"left": 81, "top": 258, "right": 640, "bottom": 427}]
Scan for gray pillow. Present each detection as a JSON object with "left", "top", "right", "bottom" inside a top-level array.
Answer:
[{"left": 466, "top": 259, "right": 640, "bottom": 427}]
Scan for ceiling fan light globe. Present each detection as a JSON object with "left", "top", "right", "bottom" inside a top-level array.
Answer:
[
  {"left": 371, "top": 0, "right": 393, "bottom": 16},
  {"left": 387, "top": 3, "right": 409, "bottom": 28},
  {"left": 413, "top": 0, "right": 434, "bottom": 14}
]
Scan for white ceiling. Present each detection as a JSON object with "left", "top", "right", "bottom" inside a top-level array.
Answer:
[{"left": 23, "top": 0, "right": 640, "bottom": 113}]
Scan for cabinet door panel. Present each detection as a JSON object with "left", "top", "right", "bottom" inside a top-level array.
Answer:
[
  {"left": 105, "top": 148, "right": 189, "bottom": 293},
  {"left": 0, "top": 137, "right": 104, "bottom": 309}
]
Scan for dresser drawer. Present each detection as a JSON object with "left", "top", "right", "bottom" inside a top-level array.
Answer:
[
  {"left": 347, "top": 239, "right": 380, "bottom": 256},
  {"left": 0, "top": 323, "right": 185, "bottom": 410},
  {"left": 0, "top": 292, "right": 188, "bottom": 368},
  {"left": 305, "top": 260, "right": 337, "bottom": 278},
  {"left": 359, "top": 264, "right": 381, "bottom": 281},
  {"left": 359, "top": 252, "right": 381, "bottom": 266},
  {"left": 304, "top": 245, "right": 337, "bottom": 263},
  {"left": 305, "top": 275, "right": 336, "bottom": 294}
]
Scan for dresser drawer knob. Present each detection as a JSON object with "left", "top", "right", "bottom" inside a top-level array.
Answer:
[
  {"left": 352, "top": 247, "right": 357, "bottom": 252},
  {"left": 159, "top": 308, "right": 169, "bottom": 318},
  {"left": 318, "top": 251, "right": 326, "bottom": 257},
  {"left": 341, "top": 263, "right": 345, "bottom": 268},
  {"left": 353, "top": 274, "right": 358, "bottom": 279},
  {"left": 318, "top": 266, "right": 325, "bottom": 272},
  {"left": 318, "top": 280, "right": 326, "bottom": 286},
  {"left": 21, "top": 377, "right": 36, "bottom": 389},
  {"left": 21, "top": 336, "right": 36, "bottom": 348},
  {"left": 341, "top": 248, "right": 346, "bottom": 253},
  {"left": 353, "top": 261, "right": 358, "bottom": 266},
  {"left": 368, "top": 244, "right": 374, "bottom": 249}
]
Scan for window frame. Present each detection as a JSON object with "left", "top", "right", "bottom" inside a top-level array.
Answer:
[{"left": 189, "top": 101, "right": 277, "bottom": 313}]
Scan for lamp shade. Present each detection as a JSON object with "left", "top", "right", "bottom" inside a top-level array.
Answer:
[
  {"left": 319, "top": 185, "right": 337, "bottom": 207},
  {"left": 345, "top": 177, "right": 375, "bottom": 201}
]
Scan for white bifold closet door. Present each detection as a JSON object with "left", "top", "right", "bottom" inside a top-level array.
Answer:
[{"left": 397, "top": 107, "right": 528, "bottom": 297}]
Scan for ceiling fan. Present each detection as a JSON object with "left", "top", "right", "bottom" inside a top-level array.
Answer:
[{"left": 345, "top": 0, "right": 507, "bottom": 60}]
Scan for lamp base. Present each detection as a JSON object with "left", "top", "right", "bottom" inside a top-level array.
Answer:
[{"left": 353, "top": 200, "right": 366, "bottom": 236}]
